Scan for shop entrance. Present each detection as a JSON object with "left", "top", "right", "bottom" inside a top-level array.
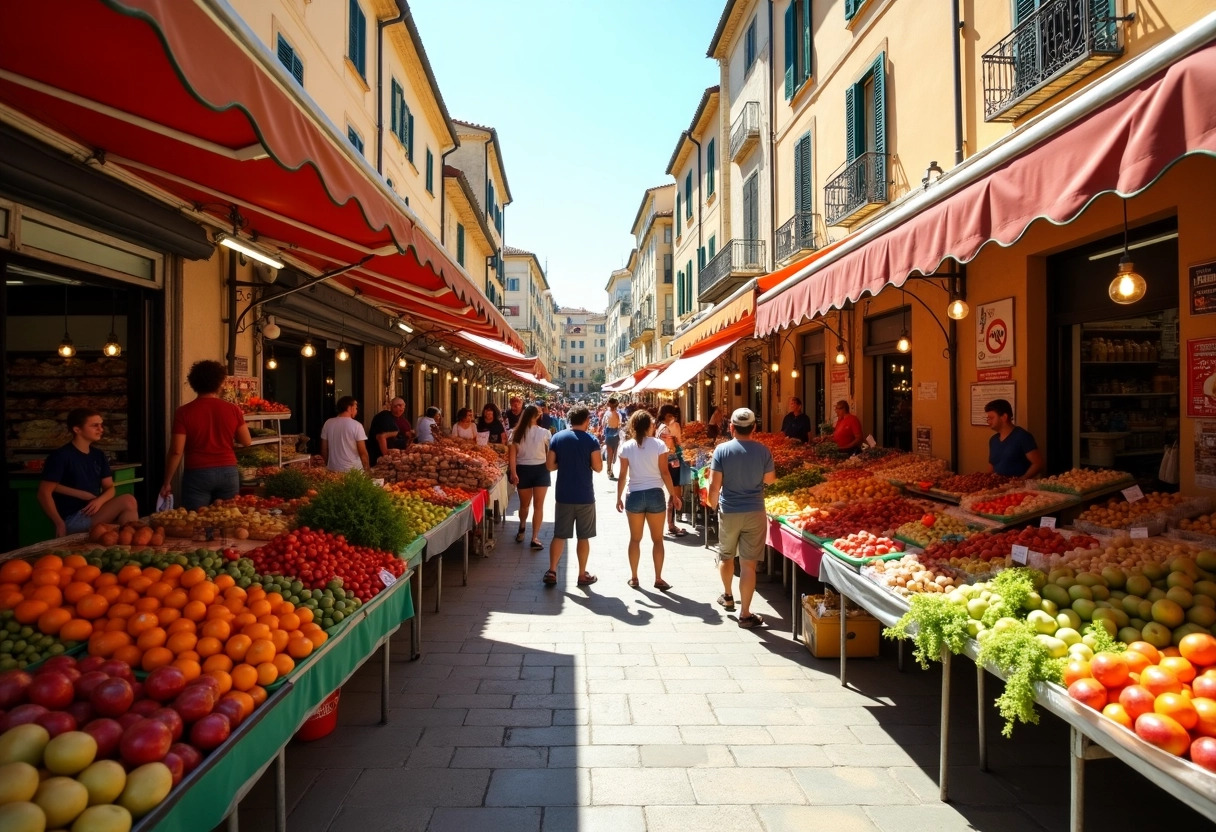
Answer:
[
  {"left": 866, "top": 308, "right": 912, "bottom": 451},
  {"left": 799, "top": 330, "right": 826, "bottom": 433}
]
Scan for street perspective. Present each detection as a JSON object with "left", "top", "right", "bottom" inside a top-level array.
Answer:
[{"left": 4, "top": 0, "right": 1216, "bottom": 830}]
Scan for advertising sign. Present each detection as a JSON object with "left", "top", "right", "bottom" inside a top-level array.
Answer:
[
  {"left": 1187, "top": 337, "right": 1216, "bottom": 418},
  {"left": 976, "top": 298, "right": 1015, "bottom": 370},
  {"left": 1190, "top": 260, "right": 1216, "bottom": 316},
  {"left": 971, "top": 382, "right": 1016, "bottom": 426}
]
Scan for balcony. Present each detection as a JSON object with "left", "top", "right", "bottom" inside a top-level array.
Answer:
[
  {"left": 824, "top": 152, "right": 890, "bottom": 227},
  {"left": 629, "top": 311, "right": 654, "bottom": 345},
  {"left": 729, "top": 101, "right": 761, "bottom": 161},
  {"left": 698, "top": 238, "right": 767, "bottom": 305},
  {"left": 775, "top": 212, "right": 821, "bottom": 264},
  {"left": 660, "top": 319, "right": 675, "bottom": 337},
  {"left": 619, "top": 300, "right": 632, "bottom": 316},
  {"left": 982, "top": 0, "right": 1121, "bottom": 122}
]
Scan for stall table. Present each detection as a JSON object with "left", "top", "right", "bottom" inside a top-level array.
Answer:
[
  {"left": 420, "top": 501, "right": 473, "bottom": 612},
  {"left": 765, "top": 517, "right": 826, "bottom": 639}
]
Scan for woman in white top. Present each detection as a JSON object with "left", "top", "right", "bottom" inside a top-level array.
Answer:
[
  {"left": 508, "top": 404, "right": 551, "bottom": 549},
  {"left": 416, "top": 407, "right": 441, "bottom": 443},
  {"left": 450, "top": 407, "right": 478, "bottom": 440},
  {"left": 656, "top": 404, "right": 687, "bottom": 538},
  {"left": 615, "top": 410, "right": 682, "bottom": 590}
]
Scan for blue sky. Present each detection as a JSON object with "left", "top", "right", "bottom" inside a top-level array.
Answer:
[{"left": 410, "top": 1, "right": 721, "bottom": 312}]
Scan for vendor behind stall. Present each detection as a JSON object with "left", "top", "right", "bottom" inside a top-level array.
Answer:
[
  {"left": 985, "top": 398, "right": 1044, "bottom": 478},
  {"left": 368, "top": 397, "right": 412, "bottom": 466},
  {"left": 832, "top": 400, "right": 864, "bottom": 452},
  {"left": 38, "top": 408, "right": 139, "bottom": 538}
]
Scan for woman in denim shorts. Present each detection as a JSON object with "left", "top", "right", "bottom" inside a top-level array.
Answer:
[
  {"left": 508, "top": 404, "right": 551, "bottom": 549},
  {"left": 615, "top": 410, "right": 682, "bottom": 590}
]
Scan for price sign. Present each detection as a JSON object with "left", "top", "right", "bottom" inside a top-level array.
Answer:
[
  {"left": 1123, "top": 485, "right": 1145, "bottom": 503},
  {"left": 1027, "top": 551, "right": 1048, "bottom": 569},
  {"left": 1130, "top": 527, "right": 1150, "bottom": 539},
  {"left": 864, "top": 435, "right": 877, "bottom": 448},
  {"left": 1040, "top": 516, "right": 1057, "bottom": 529},
  {"left": 1011, "top": 544, "right": 1030, "bottom": 564},
  {"left": 378, "top": 569, "right": 398, "bottom": 587}
]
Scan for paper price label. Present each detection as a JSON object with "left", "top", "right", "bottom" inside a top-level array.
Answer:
[
  {"left": 1040, "top": 516, "right": 1057, "bottom": 529},
  {"left": 1122, "top": 485, "right": 1145, "bottom": 503},
  {"left": 1130, "top": 527, "right": 1150, "bottom": 539},
  {"left": 864, "top": 435, "right": 877, "bottom": 448},
  {"left": 378, "top": 569, "right": 398, "bottom": 587},
  {"left": 1027, "top": 551, "right": 1048, "bottom": 569},
  {"left": 1011, "top": 544, "right": 1030, "bottom": 564}
]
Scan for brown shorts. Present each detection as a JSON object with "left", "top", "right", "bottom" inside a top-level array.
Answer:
[{"left": 716, "top": 510, "right": 767, "bottom": 564}]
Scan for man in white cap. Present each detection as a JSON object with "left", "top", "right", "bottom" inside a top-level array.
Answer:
[{"left": 706, "top": 407, "right": 776, "bottom": 628}]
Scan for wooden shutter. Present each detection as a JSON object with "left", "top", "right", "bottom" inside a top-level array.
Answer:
[
  {"left": 706, "top": 140, "right": 715, "bottom": 194},
  {"left": 685, "top": 172, "right": 692, "bottom": 216},
  {"left": 407, "top": 111, "right": 414, "bottom": 164},
  {"left": 676, "top": 270, "right": 684, "bottom": 314},
  {"left": 794, "top": 132, "right": 812, "bottom": 214},
  {"left": 390, "top": 79, "right": 400, "bottom": 138},
  {"left": 743, "top": 174, "right": 757, "bottom": 242},
  {"left": 783, "top": 2, "right": 795, "bottom": 100},
  {"left": 844, "top": 0, "right": 859, "bottom": 21},
  {"left": 871, "top": 52, "right": 887, "bottom": 200},
  {"left": 426, "top": 148, "right": 434, "bottom": 193},
  {"left": 845, "top": 82, "right": 866, "bottom": 162},
  {"left": 277, "top": 36, "right": 303, "bottom": 84},
  {"left": 348, "top": 0, "right": 365, "bottom": 77},
  {"left": 802, "top": 0, "right": 813, "bottom": 83},
  {"left": 675, "top": 195, "right": 681, "bottom": 237},
  {"left": 456, "top": 224, "right": 465, "bottom": 266},
  {"left": 793, "top": 135, "right": 803, "bottom": 215}
]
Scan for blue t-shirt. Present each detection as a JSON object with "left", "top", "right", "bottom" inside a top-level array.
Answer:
[
  {"left": 989, "top": 426, "right": 1037, "bottom": 477},
  {"left": 549, "top": 428, "right": 600, "bottom": 504},
  {"left": 710, "top": 438, "right": 774, "bottom": 514},
  {"left": 42, "top": 442, "right": 112, "bottom": 518}
]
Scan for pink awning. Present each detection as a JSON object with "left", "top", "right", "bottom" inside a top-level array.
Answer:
[
  {"left": 624, "top": 368, "right": 663, "bottom": 394},
  {"left": 454, "top": 331, "right": 545, "bottom": 377},
  {"left": 637, "top": 339, "right": 738, "bottom": 393},
  {"left": 508, "top": 369, "right": 560, "bottom": 390},
  {"left": 756, "top": 29, "right": 1216, "bottom": 335}
]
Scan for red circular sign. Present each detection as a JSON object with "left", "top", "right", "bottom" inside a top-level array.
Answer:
[{"left": 984, "top": 318, "right": 1008, "bottom": 355}]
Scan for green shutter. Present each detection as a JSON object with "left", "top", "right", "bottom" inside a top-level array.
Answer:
[
  {"left": 796, "top": 132, "right": 812, "bottom": 215},
  {"left": 390, "top": 79, "right": 400, "bottom": 138},
  {"left": 426, "top": 148, "right": 433, "bottom": 193},
  {"left": 871, "top": 52, "right": 887, "bottom": 201},
  {"left": 844, "top": 0, "right": 859, "bottom": 21},
  {"left": 685, "top": 172, "right": 693, "bottom": 216},
  {"left": 706, "top": 140, "right": 715, "bottom": 195},
  {"left": 793, "top": 136, "right": 803, "bottom": 215},
  {"left": 783, "top": 2, "right": 795, "bottom": 100},
  {"left": 407, "top": 111, "right": 414, "bottom": 164},
  {"left": 802, "top": 0, "right": 813, "bottom": 82},
  {"left": 708, "top": 236, "right": 716, "bottom": 258},
  {"left": 456, "top": 224, "right": 465, "bottom": 266},
  {"left": 675, "top": 194, "right": 681, "bottom": 236},
  {"left": 348, "top": 0, "right": 365, "bottom": 77},
  {"left": 1013, "top": 0, "right": 1037, "bottom": 24},
  {"left": 845, "top": 82, "right": 866, "bottom": 162},
  {"left": 676, "top": 270, "right": 684, "bottom": 314}
]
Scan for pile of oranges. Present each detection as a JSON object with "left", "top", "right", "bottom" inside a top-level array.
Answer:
[{"left": 0, "top": 554, "right": 326, "bottom": 703}]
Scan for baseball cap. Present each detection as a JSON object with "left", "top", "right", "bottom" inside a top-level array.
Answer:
[{"left": 730, "top": 408, "right": 756, "bottom": 427}]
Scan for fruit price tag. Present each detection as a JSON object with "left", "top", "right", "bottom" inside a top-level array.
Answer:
[
  {"left": 864, "top": 435, "right": 877, "bottom": 448},
  {"left": 1130, "top": 527, "right": 1149, "bottom": 539},
  {"left": 1010, "top": 544, "right": 1029, "bottom": 564},
  {"left": 1027, "top": 550, "right": 1048, "bottom": 569},
  {"left": 1039, "top": 516, "right": 1057, "bottom": 529},
  {"left": 1122, "top": 485, "right": 1145, "bottom": 503},
  {"left": 378, "top": 568, "right": 398, "bottom": 587}
]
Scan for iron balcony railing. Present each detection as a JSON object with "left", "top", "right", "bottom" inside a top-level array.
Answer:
[
  {"left": 619, "top": 300, "right": 631, "bottom": 316},
  {"left": 660, "top": 319, "right": 675, "bottom": 337},
  {"left": 824, "top": 152, "right": 890, "bottom": 227},
  {"left": 982, "top": 0, "right": 1121, "bottom": 122},
  {"left": 775, "top": 212, "right": 821, "bottom": 263},
  {"left": 630, "top": 311, "right": 654, "bottom": 342},
  {"left": 700, "top": 238, "right": 767, "bottom": 296},
  {"left": 730, "top": 101, "right": 761, "bottom": 161}
]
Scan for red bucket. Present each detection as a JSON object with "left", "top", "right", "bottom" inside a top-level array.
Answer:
[{"left": 296, "top": 689, "right": 340, "bottom": 741}]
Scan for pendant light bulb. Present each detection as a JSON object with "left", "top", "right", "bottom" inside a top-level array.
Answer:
[
  {"left": 835, "top": 344, "right": 847, "bottom": 365},
  {"left": 336, "top": 344, "right": 349, "bottom": 362},
  {"left": 57, "top": 335, "right": 76, "bottom": 358},
  {"left": 896, "top": 331, "right": 912, "bottom": 353},
  {"left": 790, "top": 369, "right": 799, "bottom": 379},
  {"left": 733, "top": 371, "right": 741, "bottom": 381},
  {"left": 705, "top": 377, "right": 712, "bottom": 386},
  {"left": 946, "top": 298, "right": 970, "bottom": 320},
  {"left": 398, "top": 356, "right": 408, "bottom": 369},
  {"left": 1109, "top": 255, "right": 1146, "bottom": 304},
  {"left": 266, "top": 355, "right": 278, "bottom": 370},
  {"left": 103, "top": 334, "right": 122, "bottom": 358},
  {"left": 301, "top": 340, "right": 316, "bottom": 358},
  {"left": 769, "top": 361, "right": 779, "bottom": 373}
]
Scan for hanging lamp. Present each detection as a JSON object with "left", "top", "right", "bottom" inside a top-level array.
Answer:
[
  {"left": 102, "top": 292, "right": 122, "bottom": 357},
  {"left": 1109, "top": 200, "right": 1147, "bottom": 304},
  {"left": 301, "top": 318, "right": 316, "bottom": 358},
  {"left": 57, "top": 287, "right": 75, "bottom": 358}
]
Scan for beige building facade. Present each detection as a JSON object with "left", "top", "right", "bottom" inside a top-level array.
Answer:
[
  {"left": 502, "top": 246, "right": 559, "bottom": 379},
  {"left": 604, "top": 268, "right": 634, "bottom": 384},
  {"left": 558, "top": 308, "right": 607, "bottom": 395},
  {"left": 628, "top": 185, "right": 675, "bottom": 369}
]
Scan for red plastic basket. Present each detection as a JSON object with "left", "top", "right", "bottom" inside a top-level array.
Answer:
[{"left": 296, "top": 689, "right": 340, "bottom": 741}]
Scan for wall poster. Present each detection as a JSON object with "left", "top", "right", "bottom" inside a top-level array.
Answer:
[
  {"left": 1195, "top": 421, "right": 1216, "bottom": 490},
  {"left": 976, "top": 298, "right": 1015, "bottom": 370},
  {"left": 1187, "top": 336, "right": 1216, "bottom": 418},
  {"left": 829, "top": 366, "right": 850, "bottom": 410},
  {"left": 916, "top": 425, "right": 932, "bottom": 456},
  {"left": 970, "top": 382, "right": 1016, "bottom": 426},
  {"left": 1190, "top": 260, "right": 1216, "bottom": 316}
]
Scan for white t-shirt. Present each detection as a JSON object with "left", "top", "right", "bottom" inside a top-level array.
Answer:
[
  {"left": 512, "top": 425, "right": 550, "bottom": 465},
  {"left": 619, "top": 436, "right": 668, "bottom": 493},
  {"left": 321, "top": 416, "right": 368, "bottom": 472},
  {"left": 416, "top": 417, "right": 438, "bottom": 443},
  {"left": 451, "top": 422, "right": 478, "bottom": 440}
]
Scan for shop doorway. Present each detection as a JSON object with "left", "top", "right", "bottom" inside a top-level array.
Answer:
[
  {"left": 747, "top": 354, "right": 763, "bottom": 425},
  {"left": 800, "top": 329, "right": 826, "bottom": 433},
  {"left": 874, "top": 355, "right": 913, "bottom": 451}
]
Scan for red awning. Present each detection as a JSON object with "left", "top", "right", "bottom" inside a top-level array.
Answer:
[
  {"left": 756, "top": 29, "right": 1216, "bottom": 336},
  {"left": 0, "top": 0, "right": 522, "bottom": 350},
  {"left": 454, "top": 331, "right": 547, "bottom": 378},
  {"left": 637, "top": 339, "right": 738, "bottom": 392},
  {"left": 508, "top": 369, "right": 560, "bottom": 390}
]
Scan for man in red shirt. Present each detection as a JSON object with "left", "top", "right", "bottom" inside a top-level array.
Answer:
[{"left": 832, "top": 400, "right": 864, "bottom": 452}]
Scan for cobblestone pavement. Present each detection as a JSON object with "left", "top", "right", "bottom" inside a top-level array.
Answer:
[{"left": 227, "top": 473, "right": 1211, "bottom": 831}]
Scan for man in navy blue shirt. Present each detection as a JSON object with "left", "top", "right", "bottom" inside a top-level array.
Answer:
[
  {"left": 985, "top": 399, "right": 1044, "bottom": 478},
  {"left": 38, "top": 408, "right": 138, "bottom": 539},
  {"left": 544, "top": 406, "right": 602, "bottom": 587}
]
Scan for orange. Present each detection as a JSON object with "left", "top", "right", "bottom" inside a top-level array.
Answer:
[
  {"left": 37, "top": 607, "right": 72, "bottom": 636},
  {"left": 277, "top": 612, "right": 301, "bottom": 632},
  {"left": 225, "top": 634, "right": 252, "bottom": 662},
  {"left": 57, "top": 567, "right": 77, "bottom": 588},
  {"left": 156, "top": 607, "right": 182, "bottom": 627},
  {"left": 163, "top": 588, "right": 189, "bottom": 609},
  {"left": 196, "top": 636, "right": 223, "bottom": 658},
  {"left": 14, "top": 599, "right": 49, "bottom": 624},
  {"left": 171, "top": 658, "right": 201, "bottom": 681},
  {"left": 166, "top": 631, "right": 198, "bottom": 655},
  {"left": 222, "top": 690, "right": 256, "bottom": 719},
  {"left": 31, "top": 568, "right": 61, "bottom": 587},
  {"left": 0, "top": 559, "right": 33, "bottom": 584},
  {"left": 246, "top": 586, "right": 266, "bottom": 602},
  {"left": 188, "top": 583, "right": 218, "bottom": 605},
  {"left": 256, "top": 614, "right": 280, "bottom": 631},
  {"left": 233, "top": 612, "right": 257, "bottom": 630},
  {"left": 141, "top": 566, "right": 163, "bottom": 582},
  {"left": 296, "top": 607, "right": 314, "bottom": 625},
  {"left": 105, "top": 617, "right": 128, "bottom": 632},
  {"left": 127, "top": 576, "right": 153, "bottom": 594},
  {"left": 264, "top": 592, "right": 285, "bottom": 612},
  {"left": 116, "top": 564, "right": 142, "bottom": 584},
  {"left": 270, "top": 629, "right": 290, "bottom": 653},
  {"left": 224, "top": 597, "right": 247, "bottom": 615},
  {"left": 248, "top": 599, "right": 272, "bottom": 618},
  {"left": 206, "top": 605, "right": 234, "bottom": 621},
  {"left": 60, "top": 618, "right": 94, "bottom": 643},
  {"left": 180, "top": 567, "right": 206, "bottom": 589},
  {"left": 73, "top": 565, "right": 101, "bottom": 584},
  {"left": 30, "top": 584, "right": 62, "bottom": 607},
  {"left": 92, "top": 630, "right": 131, "bottom": 658},
  {"left": 1180, "top": 634, "right": 1216, "bottom": 669},
  {"left": 271, "top": 654, "right": 294, "bottom": 677},
  {"left": 203, "top": 654, "right": 234, "bottom": 673},
  {"left": 0, "top": 589, "right": 23, "bottom": 610},
  {"left": 97, "top": 585, "right": 123, "bottom": 604},
  {"left": 116, "top": 587, "right": 139, "bottom": 605},
  {"left": 113, "top": 644, "right": 143, "bottom": 667},
  {"left": 145, "top": 581, "right": 173, "bottom": 601},
  {"left": 166, "top": 618, "right": 196, "bottom": 635},
  {"left": 182, "top": 601, "right": 208, "bottom": 622},
  {"left": 205, "top": 670, "right": 233, "bottom": 695},
  {"left": 136, "top": 627, "right": 168, "bottom": 651},
  {"left": 245, "top": 638, "right": 276, "bottom": 666},
  {"left": 306, "top": 629, "right": 327, "bottom": 647},
  {"left": 223, "top": 585, "right": 247, "bottom": 602},
  {"left": 162, "top": 564, "right": 185, "bottom": 583},
  {"left": 133, "top": 597, "right": 161, "bottom": 613},
  {"left": 177, "top": 649, "right": 200, "bottom": 663},
  {"left": 62, "top": 553, "right": 87, "bottom": 569},
  {"left": 127, "top": 611, "right": 160, "bottom": 637},
  {"left": 255, "top": 662, "right": 278, "bottom": 686},
  {"left": 277, "top": 602, "right": 295, "bottom": 616},
  {"left": 201, "top": 619, "right": 231, "bottom": 640},
  {"left": 64, "top": 581, "right": 94, "bottom": 604},
  {"left": 34, "top": 554, "right": 63, "bottom": 571},
  {"left": 230, "top": 663, "right": 258, "bottom": 691},
  {"left": 213, "top": 574, "right": 235, "bottom": 591},
  {"left": 286, "top": 637, "right": 314, "bottom": 659},
  {"left": 248, "top": 685, "right": 267, "bottom": 706},
  {"left": 241, "top": 623, "right": 271, "bottom": 642},
  {"left": 94, "top": 572, "right": 118, "bottom": 588},
  {"left": 107, "top": 603, "right": 137, "bottom": 621}
]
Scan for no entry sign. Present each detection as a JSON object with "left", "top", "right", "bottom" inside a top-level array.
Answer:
[{"left": 977, "top": 298, "right": 1015, "bottom": 370}]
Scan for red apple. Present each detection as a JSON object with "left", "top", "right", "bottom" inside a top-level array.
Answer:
[
  {"left": 65, "top": 700, "right": 94, "bottom": 727},
  {"left": 172, "top": 687, "right": 215, "bottom": 723},
  {"left": 77, "top": 656, "right": 106, "bottom": 674},
  {"left": 1, "top": 703, "right": 48, "bottom": 730},
  {"left": 75, "top": 671, "right": 110, "bottom": 701},
  {"left": 117, "top": 712, "right": 143, "bottom": 730},
  {"left": 144, "top": 666, "right": 187, "bottom": 703},
  {"left": 1191, "top": 736, "right": 1216, "bottom": 773},
  {"left": 38, "top": 655, "right": 78, "bottom": 674},
  {"left": 161, "top": 750, "right": 186, "bottom": 785},
  {"left": 212, "top": 697, "right": 244, "bottom": 729},
  {"left": 189, "top": 712, "right": 230, "bottom": 750},
  {"left": 0, "top": 669, "right": 32, "bottom": 708},
  {"left": 148, "top": 707, "right": 184, "bottom": 741},
  {"left": 39, "top": 664, "right": 80, "bottom": 685},
  {"left": 169, "top": 742, "right": 202, "bottom": 774},
  {"left": 98, "top": 660, "right": 134, "bottom": 681},
  {"left": 27, "top": 671, "right": 75, "bottom": 710},
  {"left": 90, "top": 677, "right": 134, "bottom": 717},
  {"left": 34, "top": 709, "right": 77, "bottom": 737},
  {"left": 129, "top": 699, "right": 160, "bottom": 717},
  {"left": 83, "top": 718, "right": 124, "bottom": 759},
  {"left": 187, "top": 675, "right": 221, "bottom": 697},
  {"left": 1135, "top": 712, "right": 1192, "bottom": 756},
  {"left": 121, "top": 718, "right": 173, "bottom": 765}
]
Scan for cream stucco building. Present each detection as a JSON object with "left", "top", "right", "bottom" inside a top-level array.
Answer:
[{"left": 627, "top": 185, "right": 675, "bottom": 370}]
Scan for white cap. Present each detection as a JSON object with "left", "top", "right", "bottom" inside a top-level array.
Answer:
[{"left": 730, "top": 408, "right": 756, "bottom": 427}]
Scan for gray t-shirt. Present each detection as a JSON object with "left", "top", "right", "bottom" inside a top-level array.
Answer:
[{"left": 710, "top": 438, "right": 774, "bottom": 514}]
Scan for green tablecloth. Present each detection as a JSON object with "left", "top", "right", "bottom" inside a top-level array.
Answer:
[{"left": 134, "top": 569, "right": 415, "bottom": 832}]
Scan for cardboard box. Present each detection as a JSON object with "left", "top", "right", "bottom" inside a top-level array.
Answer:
[{"left": 802, "top": 608, "right": 881, "bottom": 658}]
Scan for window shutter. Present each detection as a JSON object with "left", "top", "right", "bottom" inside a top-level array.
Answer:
[
  {"left": 348, "top": 0, "right": 365, "bottom": 77},
  {"left": 676, "top": 270, "right": 684, "bottom": 314},
  {"left": 871, "top": 52, "right": 887, "bottom": 201},
  {"left": 743, "top": 175, "right": 757, "bottom": 241},
  {"left": 276, "top": 35, "right": 292, "bottom": 72},
  {"left": 783, "top": 3, "right": 795, "bottom": 100},
  {"left": 1013, "top": 0, "right": 1037, "bottom": 24},
  {"left": 802, "top": 0, "right": 813, "bottom": 82},
  {"left": 675, "top": 195, "right": 681, "bottom": 236},
  {"left": 456, "top": 224, "right": 465, "bottom": 266},
  {"left": 844, "top": 0, "right": 859, "bottom": 21},
  {"left": 797, "top": 132, "right": 812, "bottom": 217},
  {"left": 793, "top": 136, "right": 803, "bottom": 215},
  {"left": 390, "top": 79, "right": 400, "bottom": 138},
  {"left": 685, "top": 172, "right": 692, "bottom": 216},
  {"left": 407, "top": 112, "right": 414, "bottom": 164},
  {"left": 426, "top": 148, "right": 434, "bottom": 193},
  {"left": 845, "top": 83, "right": 865, "bottom": 162},
  {"left": 707, "top": 140, "right": 715, "bottom": 195}
]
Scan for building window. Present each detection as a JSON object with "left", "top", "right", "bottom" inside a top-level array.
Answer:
[
  {"left": 390, "top": 79, "right": 412, "bottom": 159},
  {"left": 425, "top": 148, "right": 434, "bottom": 193},
  {"left": 784, "top": 0, "right": 813, "bottom": 100},
  {"left": 706, "top": 139, "right": 716, "bottom": 196},
  {"left": 507, "top": 278, "right": 520, "bottom": 292},
  {"left": 844, "top": 0, "right": 869, "bottom": 22},
  {"left": 276, "top": 34, "right": 303, "bottom": 84},
  {"left": 663, "top": 253, "right": 673, "bottom": 284},
  {"left": 675, "top": 193, "right": 681, "bottom": 236},
  {"left": 348, "top": 0, "right": 367, "bottom": 79},
  {"left": 745, "top": 17, "right": 757, "bottom": 71},
  {"left": 708, "top": 235, "right": 716, "bottom": 259},
  {"left": 685, "top": 172, "right": 693, "bottom": 217},
  {"left": 456, "top": 224, "right": 465, "bottom": 267},
  {"left": 794, "top": 130, "right": 813, "bottom": 215},
  {"left": 347, "top": 125, "right": 364, "bottom": 155},
  {"left": 845, "top": 52, "right": 887, "bottom": 165},
  {"left": 664, "top": 227, "right": 672, "bottom": 243}
]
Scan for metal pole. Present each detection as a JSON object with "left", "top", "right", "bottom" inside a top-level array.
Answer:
[
  {"left": 1070, "top": 726, "right": 1084, "bottom": 832},
  {"left": 274, "top": 747, "right": 286, "bottom": 832},
  {"left": 410, "top": 567, "right": 422, "bottom": 660},
  {"left": 977, "top": 664, "right": 988, "bottom": 771},
  {"left": 839, "top": 590, "right": 848, "bottom": 686},
  {"left": 462, "top": 529, "right": 469, "bottom": 586},
  {"left": 381, "top": 640, "right": 390, "bottom": 725},
  {"left": 940, "top": 649, "right": 952, "bottom": 802}
]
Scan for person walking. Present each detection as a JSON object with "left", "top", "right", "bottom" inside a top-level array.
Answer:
[
  {"left": 543, "top": 406, "right": 601, "bottom": 587},
  {"left": 159, "top": 359, "right": 252, "bottom": 510},
  {"left": 600, "top": 397, "right": 622, "bottom": 479},
  {"left": 707, "top": 408, "right": 776, "bottom": 629},
  {"left": 615, "top": 410, "right": 680, "bottom": 591},
  {"left": 40, "top": 408, "right": 139, "bottom": 538},
  {"left": 656, "top": 404, "right": 688, "bottom": 538},
  {"left": 508, "top": 404, "right": 551, "bottom": 550},
  {"left": 320, "top": 396, "right": 370, "bottom": 473}
]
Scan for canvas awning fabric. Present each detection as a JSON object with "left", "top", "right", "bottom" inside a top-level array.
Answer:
[
  {"left": 634, "top": 338, "right": 738, "bottom": 393},
  {"left": 454, "top": 331, "right": 546, "bottom": 378},
  {"left": 508, "top": 369, "right": 560, "bottom": 390},
  {"left": 756, "top": 15, "right": 1216, "bottom": 336},
  {"left": 0, "top": 0, "right": 522, "bottom": 350}
]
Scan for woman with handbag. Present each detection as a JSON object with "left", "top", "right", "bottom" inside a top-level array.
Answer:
[{"left": 656, "top": 404, "right": 688, "bottom": 537}]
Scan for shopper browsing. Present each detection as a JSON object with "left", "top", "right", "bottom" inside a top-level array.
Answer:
[
  {"left": 985, "top": 398, "right": 1044, "bottom": 478},
  {"left": 39, "top": 408, "right": 139, "bottom": 539},
  {"left": 543, "top": 406, "right": 602, "bottom": 587},
  {"left": 415, "top": 407, "right": 441, "bottom": 444},
  {"left": 451, "top": 407, "right": 478, "bottom": 440},
  {"left": 656, "top": 404, "right": 688, "bottom": 538},
  {"left": 508, "top": 404, "right": 551, "bottom": 550},
  {"left": 320, "top": 396, "right": 370, "bottom": 473},
  {"left": 367, "top": 397, "right": 409, "bottom": 466},
  {"left": 160, "top": 359, "right": 252, "bottom": 510},
  {"left": 707, "top": 408, "right": 776, "bottom": 629},
  {"left": 615, "top": 409, "right": 680, "bottom": 591}
]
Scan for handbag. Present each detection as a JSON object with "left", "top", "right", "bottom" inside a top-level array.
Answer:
[{"left": 1159, "top": 440, "right": 1179, "bottom": 484}]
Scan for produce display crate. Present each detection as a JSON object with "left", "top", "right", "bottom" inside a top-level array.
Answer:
[
  {"left": 818, "top": 537, "right": 914, "bottom": 567},
  {"left": 1029, "top": 473, "right": 1134, "bottom": 496},
  {"left": 800, "top": 597, "right": 880, "bottom": 658}
]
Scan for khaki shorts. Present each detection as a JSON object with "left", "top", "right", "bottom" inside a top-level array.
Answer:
[
  {"left": 716, "top": 510, "right": 767, "bottom": 564},
  {"left": 554, "top": 502, "right": 597, "bottom": 540}
]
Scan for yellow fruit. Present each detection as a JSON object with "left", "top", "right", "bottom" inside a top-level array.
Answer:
[
  {"left": 0, "top": 761, "right": 40, "bottom": 804},
  {"left": 0, "top": 802, "right": 46, "bottom": 832},
  {"left": 117, "top": 763, "right": 172, "bottom": 818},
  {"left": 43, "top": 732, "right": 97, "bottom": 776},
  {"left": 69, "top": 803, "right": 132, "bottom": 832},
  {"left": 0, "top": 724, "right": 51, "bottom": 766},
  {"left": 75, "top": 760, "right": 126, "bottom": 807},
  {"left": 33, "top": 776, "right": 88, "bottom": 828}
]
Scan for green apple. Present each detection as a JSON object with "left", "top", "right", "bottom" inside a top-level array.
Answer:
[
  {"left": 1141, "top": 621, "right": 1173, "bottom": 648},
  {"left": 1056, "top": 609, "right": 1082, "bottom": 631},
  {"left": 1056, "top": 627, "right": 1082, "bottom": 646},
  {"left": 1125, "top": 574, "right": 1152, "bottom": 597},
  {"left": 1035, "top": 634, "right": 1069, "bottom": 659},
  {"left": 1027, "top": 609, "right": 1058, "bottom": 635},
  {"left": 1118, "top": 626, "right": 1143, "bottom": 644}
]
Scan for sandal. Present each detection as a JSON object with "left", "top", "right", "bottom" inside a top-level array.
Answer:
[
  {"left": 530, "top": 540, "right": 544, "bottom": 550},
  {"left": 716, "top": 593, "right": 736, "bottom": 612},
  {"left": 542, "top": 570, "right": 557, "bottom": 585},
  {"left": 576, "top": 572, "right": 598, "bottom": 586},
  {"left": 515, "top": 527, "right": 525, "bottom": 543},
  {"left": 653, "top": 580, "right": 672, "bottom": 591},
  {"left": 738, "top": 613, "right": 765, "bottom": 629},
  {"left": 626, "top": 578, "right": 640, "bottom": 588},
  {"left": 666, "top": 527, "right": 688, "bottom": 537}
]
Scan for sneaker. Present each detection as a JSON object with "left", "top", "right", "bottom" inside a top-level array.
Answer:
[{"left": 716, "top": 593, "right": 735, "bottom": 612}]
